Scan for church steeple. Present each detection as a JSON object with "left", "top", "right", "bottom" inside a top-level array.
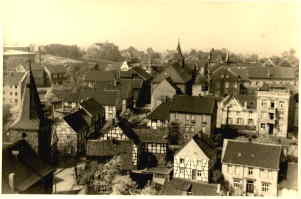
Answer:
[
  {"left": 11, "top": 60, "right": 44, "bottom": 130},
  {"left": 176, "top": 38, "right": 185, "bottom": 67}
]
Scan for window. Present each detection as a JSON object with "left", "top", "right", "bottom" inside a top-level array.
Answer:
[
  {"left": 228, "top": 165, "right": 232, "bottom": 173},
  {"left": 248, "top": 119, "right": 254, "bottom": 125},
  {"left": 180, "top": 167, "right": 184, "bottom": 174},
  {"left": 233, "top": 178, "right": 242, "bottom": 189},
  {"left": 197, "top": 170, "right": 202, "bottom": 176},
  {"left": 262, "top": 182, "right": 270, "bottom": 192},
  {"left": 270, "top": 101, "right": 275, "bottom": 108},
  {"left": 248, "top": 167, "right": 253, "bottom": 175},
  {"left": 228, "top": 118, "right": 233, "bottom": 124},
  {"left": 186, "top": 114, "right": 190, "bottom": 121},
  {"left": 269, "top": 113, "right": 274, "bottom": 120},
  {"left": 191, "top": 115, "right": 195, "bottom": 123},
  {"left": 261, "top": 100, "right": 267, "bottom": 108},
  {"left": 261, "top": 123, "right": 265, "bottom": 128},
  {"left": 225, "top": 82, "right": 229, "bottom": 88},
  {"left": 237, "top": 118, "right": 243, "bottom": 125},
  {"left": 260, "top": 168, "right": 265, "bottom": 177},
  {"left": 197, "top": 160, "right": 202, "bottom": 165},
  {"left": 14, "top": 99, "right": 18, "bottom": 103},
  {"left": 279, "top": 101, "right": 284, "bottom": 108},
  {"left": 180, "top": 158, "right": 184, "bottom": 164},
  {"left": 15, "top": 92, "right": 17, "bottom": 96}
]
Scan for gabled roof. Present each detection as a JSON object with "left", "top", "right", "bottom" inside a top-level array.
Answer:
[
  {"left": 131, "top": 66, "right": 152, "bottom": 80},
  {"left": 134, "top": 128, "right": 169, "bottom": 144},
  {"left": 160, "top": 178, "right": 219, "bottom": 196},
  {"left": 64, "top": 110, "right": 88, "bottom": 133},
  {"left": 2, "top": 140, "right": 55, "bottom": 193},
  {"left": 175, "top": 136, "right": 216, "bottom": 160},
  {"left": 222, "top": 139, "right": 282, "bottom": 170},
  {"left": 165, "top": 64, "right": 192, "bottom": 84},
  {"left": 170, "top": 95, "right": 216, "bottom": 115},
  {"left": 86, "top": 140, "right": 133, "bottom": 170},
  {"left": 45, "top": 64, "right": 66, "bottom": 74},
  {"left": 10, "top": 71, "right": 44, "bottom": 130},
  {"left": 84, "top": 70, "right": 116, "bottom": 82},
  {"left": 148, "top": 102, "right": 171, "bottom": 121},
  {"left": 80, "top": 89, "right": 121, "bottom": 106},
  {"left": 222, "top": 94, "right": 257, "bottom": 110},
  {"left": 80, "top": 98, "right": 105, "bottom": 117}
]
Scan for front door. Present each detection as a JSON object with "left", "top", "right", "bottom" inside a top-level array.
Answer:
[
  {"left": 192, "top": 169, "right": 196, "bottom": 180},
  {"left": 246, "top": 180, "right": 254, "bottom": 194}
]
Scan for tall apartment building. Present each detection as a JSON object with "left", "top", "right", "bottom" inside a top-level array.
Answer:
[{"left": 256, "top": 87, "right": 293, "bottom": 137}]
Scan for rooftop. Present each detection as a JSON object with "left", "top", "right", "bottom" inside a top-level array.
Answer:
[
  {"left": 222, "top": 139, "right": 282, "bottom": 170},
  {"left": 2, "top": 140, "right": 54, "bottom": 193},
  {"left": 170, "top": 95, "right": 216, "bottom": 115},
  {"left": 80, "top": 98, "right": 105, "bottom": 117},
  {"left": 148, "top": 102, "right": 171, "bottom": 121}
]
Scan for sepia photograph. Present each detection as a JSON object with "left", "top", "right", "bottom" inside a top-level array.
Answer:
[{"left": 1, "top": 0, "right": 299, "bottom": 197}]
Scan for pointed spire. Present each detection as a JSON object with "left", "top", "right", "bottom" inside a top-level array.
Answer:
[
  {"left": 225, "top": 49, "right": 230, "bottom": 64},
  {"left": 10, "top": 66, "right": 44, "bottom": 129},
  {"left": 176, "top": 38, "right": 185, "bottom": 68},
  {"left": 177, "top": 38, "right": 183, "bottom": 58}
]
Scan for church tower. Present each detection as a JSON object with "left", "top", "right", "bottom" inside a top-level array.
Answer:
[
  {"left": 8, "top": 61, "right": 53, "bottom": 163},
  {"left": 176, "top": 39, "right": 185, "bottom": 68}
]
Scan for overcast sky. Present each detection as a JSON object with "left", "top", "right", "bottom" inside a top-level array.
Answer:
[{"left": 1, "top": 0, "right": 299, "bottom": 56}]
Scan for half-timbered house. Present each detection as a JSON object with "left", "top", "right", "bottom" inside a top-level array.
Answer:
[{"left": 173, "top": 136, "right": 216, "bottom": 183}]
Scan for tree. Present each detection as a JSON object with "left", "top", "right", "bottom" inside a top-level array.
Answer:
[
  {"left": 111, "top": 175, "right": 137, "bottom": 195},
  {"left": 140, "top": 183, "right": 158, "bottom": 195},
  {"left": 43, "top": 44, "right": 83, "bottom": 59},
  {"left": 86, "top": 42, "right": 123, "bottom": 61}
]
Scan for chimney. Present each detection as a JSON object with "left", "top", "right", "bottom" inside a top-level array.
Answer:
[
  {"left": 9, "top": 173, "right": 15, "bottom": 192},
  {"left": 216, "top": 184, "right": 221, "bottom": 194}
]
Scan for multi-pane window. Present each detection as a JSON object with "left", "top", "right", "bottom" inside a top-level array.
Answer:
[
  {"left": 233, "top": 178, "right": 242, "bottom": 189},
  {"left": 248, "top": 167, "right": 253, "bottom": 175},
  {"left": 261, "top": 123, "right": 265, "bottom": 128},
  {"left": 261, "top": 182, "right": 270, "bottom": 192},
  {"left": 144, "top": 143, "right": 166, "bottom": 154},
  {"left": 197, "top": 170, "right": 202, "bottom": 176}
]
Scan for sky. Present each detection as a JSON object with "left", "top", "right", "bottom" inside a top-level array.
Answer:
[{"left": 0, "top": 0, "right": 300, "bottom": 56}]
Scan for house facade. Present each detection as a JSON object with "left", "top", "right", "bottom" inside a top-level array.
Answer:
[
  {"left": 3, "top": 72, "right": 27, "bottom": 108},
  {"left": 55, "top": 119, "right": 78, "bottom": 156},
  {"left": 222, "top": 139, "right": 282, "bottom": 196},
  {"left": 174, "top": 137, "right": 216, "bottom": 183},
  {"left": 151, "top": 78, "right": 176, "bottom": 111},
  {"left": 44, "top": 65, "right": 67, "bottom": 86},
  {"left": 217, "top": 95, "right": 257, "bottom": 132},
  {"left": 147, "top": 102, "right": 170, "bottom": 129},
  {"left": 210, "top": 65, "right": 248, "bottom": 97},
  {"left": 256, "top": 87, "right": 293, "bottom": 137},
  {"left": 169, "top": 95, "right": 217, "bottom": 136}
]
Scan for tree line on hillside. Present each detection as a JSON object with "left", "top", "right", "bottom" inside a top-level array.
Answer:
[{"left": 40, "top": 42, "right": 299, "bottom": 67}]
